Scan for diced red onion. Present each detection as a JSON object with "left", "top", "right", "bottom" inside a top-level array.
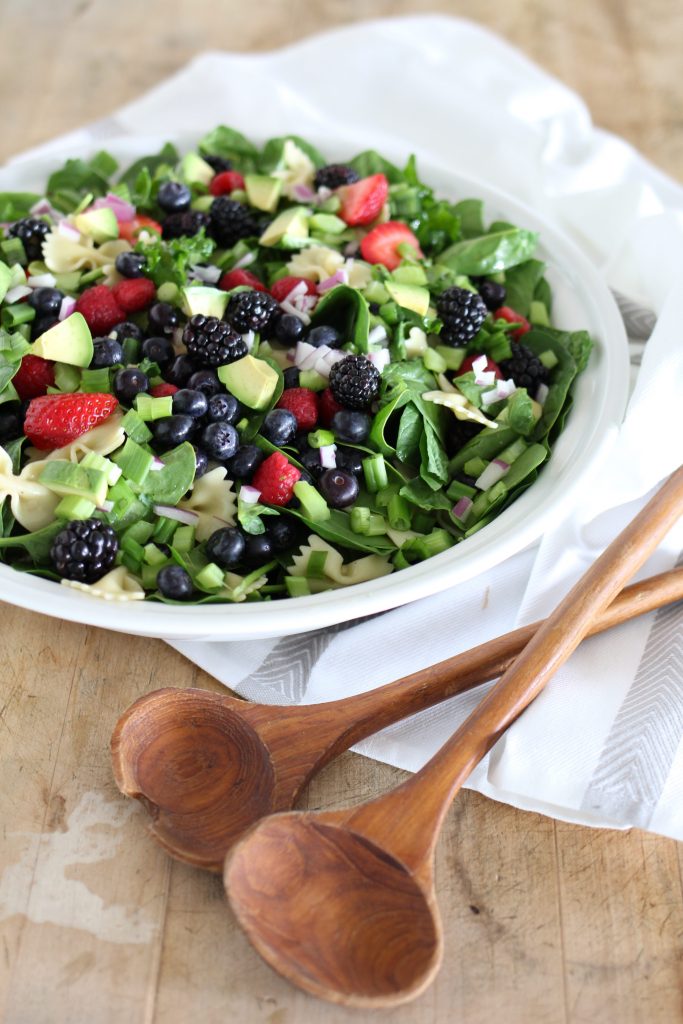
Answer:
[
  {"left": 97, "top": 499, "right": 115, "bottom": 514},
  {"left": 317, "top": 269, "right": 348, "bottom": 294},
  {"left": 322, "top": 348, "right": 345, "bottom": 366},
  {"left": 319, "top": 444, "right": 337, "bottom": 469},
  {"left": 5, "top": 285, "right": 31, "bottom": 304},
  {"left": 452, "top": 497, "right": 473, "bottom": 522},
  {"left": 475, "top": 459, "right": 510, "bottom": 491},
  {"left": 28, "top": 272, "right": 57, "bottom": 288},
  {"left": 367, "top": 349, "right": 391, "bottom": 373},
  {"left": 281, "top": 300, "right": 311, "bottom": 324},
  {"left": 481, "top": 378, "right": 517, "bottom": 408},
  {"left": 57, "top": 221, "right": 82, "bottom": 242},
  {"left": 233, "top": 250, "right": 256, "bottom": 269},
  {"left": 294, "top": 341, "right": 316, "bottom": 369},
  {"left": 240, "top": 485, "right": 261, "bottom": 504},
  {"left": 299, "top": 294, "right": 318, "bottom": 313},
  {"left": 316, "top": 186, "right": 332, "bottom": 201},
  {"left": 300, "top": 342, "right": 328, "bottom": 371},
  {"left": 368, "top": 325, "right": 388, "bottom": 346},
  {"left": 536, "top": 383, "right": 549, "bottom": 406},
  {"left": 471, "top": 355, "right": 489, "bottom": 375},
  {"left": 58, "top": 296, "right": 77, "bottom": 320},
  {"left": 191, "top": 264, "right": 221, "bottom": 285},
  {"left": 242, "top": 330, "right": 256, "bottom": 351},
  {"left": 474, "top": 369, "right": 495, "bottom": 386},
  {"left": 153, "top": 504, "right": 199, "bottom": 525},
  {"left": 343, "top": 241, "right": 360, "bottom": 257},
  {"left": 292, "top": 183, "right": 316, "bottom": 202},
  {"left": 284, "top": 281, "right": 309, "bottom": 303},
  {"left": 149, "top": 457, "right": 165, "bottom": 472},
  {"left": 313, "top": 355, "right": 332, "bottom": 379},
  {"left": 30, "top": 197, "right": 54, "bottom": 216},
  {"left": 93, "top": 192, "right": 136, "bottom": 223}
]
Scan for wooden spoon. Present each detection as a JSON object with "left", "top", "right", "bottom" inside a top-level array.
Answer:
[
  {"left": 223, "top": 466, "right": 683, "bottom": 1008},
  {"left": 113, "top": 574, "right": 683, "bottom": 873}
]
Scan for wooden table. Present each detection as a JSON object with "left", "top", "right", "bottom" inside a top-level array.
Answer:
[{"left": 1, "top": 3, "right": 682, "bottom": 1021}]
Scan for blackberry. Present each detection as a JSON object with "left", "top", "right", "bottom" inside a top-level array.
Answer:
[
  {"left": 50, "top": 519, "right": 118, "bottom": 584},
  {"left": 445, "top": 417, "right": 483, "bottom": 456},
  {"left": 182, "top": 314, "right": 247, "bottom": 368},
  {"left": 328, "top": 355, "right": 381, "bottom": 411},
  {"left": 208, "top": 197, "right": 257, "bottom": 247},
  {"left": 499, "top": 344, "right": 550, "bottom": 398},
  {"left": 437, "top": 286, "right": 488, "bottom": 347},
  {"left": 162, "top": 210, "right": 209, "bottom": 240},
  {"left": 204, "top": 154, "right": 233, "bottom": 174},
  {"left": 314, "top": 164, "right": 360, "bottom": 190},
  {"left": 9, "top": 217, "right": 50, "bottom": 262},
  {"left": 226, "top": 290, "right": 281, "bottom": 335}
]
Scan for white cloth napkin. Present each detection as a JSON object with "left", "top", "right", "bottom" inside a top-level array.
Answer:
[{"left": 12, "top": 16, "right": 683, "bottom": 837}]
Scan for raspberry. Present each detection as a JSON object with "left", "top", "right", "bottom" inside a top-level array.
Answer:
[
  {"left": 270, "top": 276, "right": 317, "bottom": 303},
  {"left": 494, "top": 306, "right": 531, "bottom": 340},
  {"left": 209, "top": 171, "right": 246, "bottom": 196},
  {"left": 150, "top": 382, "right": 179, "bottom": 397},
  {"left": 318, "top": 387, "right": 344, "bottom": 427},
  {"left": 252, "top": 452, "right": 301, "bottom": 506},
  {"left": 24, "top": 392, "right": 119, "bottom": 450},
  {"left": 112, "top": 278, "right": 157, "bottom": 313},
  {"left": 276, "top": 388, "right": 319, "bottom": 432},
  {"left": 75, "top": 285, "right": 125, "bottom": 336},
  {"left": 219, "top": 269, "right": 266, "bottom": 292},
  {"left": 12, "top": 354, "right": 55, "bottom": 400}
]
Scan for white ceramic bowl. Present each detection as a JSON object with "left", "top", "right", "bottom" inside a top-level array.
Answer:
[{"left": 0, "top": 133, "right": 629, "bottom": 639}]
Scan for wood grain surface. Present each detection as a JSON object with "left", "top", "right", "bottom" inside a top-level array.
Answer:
[{"left": 1, "top": 2, "right": 682, "bottom": 1022}]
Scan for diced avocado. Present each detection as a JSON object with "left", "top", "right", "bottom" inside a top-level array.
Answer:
[
  {"left": 217, "top": 354, "right": 278, "bottom": 410},
  {"left": 259, "top": 207, "right": 310, "bottom": 248},
  {"left": 180, "top": 152, "right": 215, "bottom": 187},
  {"left": 39, "top": 461, "right": 108, "bottom": 506},
  {"left": 73, "top": 207, "right": 119, "bottom": 243},
  {"left": 309, "top": 213, "right": 346, "bottom": 235},
  {"left": 423, "top": 348, "right": 447, "bottom": 374},
  {"left": 385, "top": 281, "right": 430, "bottom": 317},
  {"left": 244, "top": 174, "right": 283, "bottom": 213},
  {"left": 0, "top": 261, "right": 12, "bottom": 303},
  {"left": 180, "top": 286, "right": 229, "bottom": 319},
  {"left": 392, "top": 265, "right": 428, "bottom": 286},
  {"left": 298, "top": 369, "right": 328, "bottom": 392},
  {"left": 30, "top": 312, "right": 93, "bottom": 367},
  {"left": 190, "top": 194, "right": 215, "bottom": 213}
]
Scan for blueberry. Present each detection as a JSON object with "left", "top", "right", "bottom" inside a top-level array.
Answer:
[
  {"left": 115, "top": 251, "right": 146, "bottom": 279},
  {"left": 266, "top": 517, "right": 300, "bottom": 552},
  {"left": 201, "top": 421, "right": 239, "bottom": 460},
  {"left": 224, "top": 444, "right": 264, "bottom": 480},
  {"left": 307, "top": 324, "right": 342, "bottom": 349},
  {"left": 0, "top": 410, "right": 22, "bottom": 443},
  {"left": 187, "top": 370, "right": 221, "bottom": 397},
  {"left": 109, "top": 320, "right": 144, "bottom": 343},
  {"left": 28, "top": 287, "right": 63, "bottom": 316},
  {"left": 335, "top": 446, "right": 363, "bottom": 478},
  {"left": 141, "top": 336, "right": 175, "bottom": 367},
  {"left": 193, "top": 446, "right": 209, "bottom": 478},
  {"left": 207, "top": 393, "right": 241, "bottom": 424},
  {"left": 152, "top": 414, "right": 196, "bottom": 447},
  {"left": 477, "top": 280, "right": 506, "bottom": 311},
  {"left": 300, "top": 447, "right": 325, "bottom": 479},
  {"left": 148, "top": 301, "right": 182, "bottom": 336},
  {"left": 91, "top": 337, "right": 124, "bottom": 369},
  {"left": 157, "top": 564, "right": 194, "bottom": 600},
  {"left": 283, "top": 367, "right": 300, "bottom": 389},
  {"left": 293, "top": 431, "right": 311, "bottom": 453},
  {"left": 206, "top": 526, "right": 246, "bottom": 568},
  {"left": 273, "top": 313, "right": 305, "bottom": 346},
  {"left": 31, "top": 316, "right": 58, "bottom": 341},
  {"left": 319, "top": 468, "right": 359, "bottom": 508},
  {"left": 172, "top": 388, "right": 208, "bottom": 418},
  {"left": 242, "top": 533, "right": 273, "bottom": 566},
  {"left": 157, "top": 180, "right": 192, "bottom": 213},
  {"left": 165, "top": 354, "right": 197, "bottom": 387},
  {"left": 114, "top": 367, "right": 149, "bottom": 405},
  {"left": 330, "top": 409, "right": 370, "bottom": 444},
  {"left": 261, "top": 408, "right": 297, "bottom": 447}
]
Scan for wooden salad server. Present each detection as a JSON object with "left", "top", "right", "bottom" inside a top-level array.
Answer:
[
  {"left": 223, "top": 466, "right": 683, "bottom": 1007},
  {"left": 113, "top": 560, "right": 683, "bottom": 873}
]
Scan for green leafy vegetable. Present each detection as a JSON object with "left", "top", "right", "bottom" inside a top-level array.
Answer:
[{"left": 440, "top": 228, "right": 538, "bottom": 276}]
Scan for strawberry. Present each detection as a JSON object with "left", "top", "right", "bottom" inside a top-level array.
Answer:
[
  {"left": 219, "top": 268, "right": 267, "bottom": 292},
  {"left": 75, "top": 285, "right": 125, "bottom": 336},
  {"left": 24, "top": 393, "right": 119, "bottom": 451},
  {"left": 458, "top": 354, "right": 503, "bottom": 379},
  {"left": 318, "top": 387, "right": 344, "bottom": 427},
  {"left": 276, "top": 387, "right": 319, "bottom": 432},
  {"left": 337, "top": 173, "right": 388, "bottom": 226},
  {"left": 118, "top": 215, "right": 163, "bottom": 243},
  {"left": 12, "top": 354, "right": 55, "bottom": 400},
  {"left": 209, "top": 171, "right": 246, "bottom": 196},
  {"left": 359, "top": 221, "right": 423, "bottom": 271},
  {"left": 270, "top": 276, "right": 317, "bottom": 302},
  {"left": 252, "top": 452, "right": 301, "bottom": 507},
  {"left": 150, "top": 382, "right": 179, "bottom": 398},
  {"left": 112, "top": 277, "right": 157, "bottom": 313},
  {"left": 494, "top": 306, "right": 531, "bottom": 340}
]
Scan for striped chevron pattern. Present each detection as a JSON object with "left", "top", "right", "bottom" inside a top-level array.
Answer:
[
  {"left": 582, "top": 592, "right": 683, "bottom": 826},
  {"left": 612, "top": 289, "right": 656, "bottom": 369}
]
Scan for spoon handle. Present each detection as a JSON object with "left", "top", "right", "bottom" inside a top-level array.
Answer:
[{"left": 344, "top": 466, "right": 683, "bottom": 874}]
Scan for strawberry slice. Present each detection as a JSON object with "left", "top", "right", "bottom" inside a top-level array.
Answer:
[
  {"left": 12, "top": 354, "right": 55, "bottom": 400},
  {"left": 337, "top": 173, "right": 388, "bottom": 226},
  {"left": 150, "top": 382, "right": 179, "bottom": 398},
  {"left": 494, "top": 306, "right": 531, "bottom": 340},
  {"left": 209, "top": 171, "right": 246, "bottom": 196},
  {"left": 270, "top": 276, "right": 317, "bottom": 302},
  {"left": 24, "top": 393, "right": 119, "bottom": 451},
  {"left": 118, "top": 215, "right": 163, "bottom": 243},
  {"left": 359, "top": 221, "right": 423, "bottom": 270},
  {"left": 458, "top": 354, "right": 503, "bottom": 379},
  {"left": 219, "top": 269, "right": 267, "bottom": 292}
]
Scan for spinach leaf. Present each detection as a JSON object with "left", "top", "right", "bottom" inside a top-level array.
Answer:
[
  {"left": 198, "top": 125, "right": 259, "bottom": 170},
  {"left": 285, "top": 507, "right": 397, "bottom": 554},
  {"left": 503, "top": 259, "right": 547, "bottom": 317},
  {"left": 118, "top": 142, "right": 179, "bottom": 191},
  {"left": 368, "top": 388, "right": 411, "bottom": 456},
  {"left": 0, "top": 352, "right": 22, "bottom": 394},
  {"left": 348, "top": 150, "right": 404, "bottom": 183},
  {"left": 3, "top": 437, "right": 25, "bottom": 474},
  {"left": 259, "top": 135, "right": 326, "bottom": 172},
  {"left": 399, "top": 478, "right": 451, "bottom": 511},
  {"left": 534, "top": 275, "right": 553, "bottom": 313},
  {"left": 395, "top": 403, "right": 422, "bottom": 464},
  {"left": 0, "top": 520, "right": 63, "bottom": 563},
  {"left": 0, "top": 192, "right": 42, "bottom": 221},
  {"left": 439, "top": 228, "right": 538, "bottom": 276},
  {"left": 452, "top": 199, "right": 484, "bottom": 238},
  {"left": 522, "top": 329, "right": 578, "bottom": 441},
  {"left": 506, "top": 388, "right": 536, "bottom": 436},
  {"left": 448, "top": 425, "right": 518, "bottom": 475},
  {"left": 237, "top": 497, "right": 278, "bottom": 536},
  {"left": 0, "top": 497, "right": 14, "bottom": 540},
  {"left": 310, "top": 285, "right": 370, "bottom": 352},
  {"left": 46, "top": 153, "right": 116, "bottom": 211},
  {"left": 566, "top": 330, "right": 593, "bottom": 373},
  {"left": 380, "top": 359, "right": 435, "bottom": 399},
  {"left": 140, "top": 442, "right": 196, "bottom": 505}
]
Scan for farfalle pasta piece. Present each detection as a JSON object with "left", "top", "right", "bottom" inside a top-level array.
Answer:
[
  {"left": 177, "top": 467, "right": 237, "bottom": 541},
  {"left": 287, "top": 534, "right": 392, "bottom": 593},
  {"left": 43, "top": 229, "right": 131, "bottom": 274},
  {"left": 45, "top": 414, "right": 125, "bottom": 463},
  {"left": 271, "top": 140, "right": 316, "bottom": 200},
  {"left": 422, "top": 390, "right": 498, "bottom": 429},
  {"left": 287, "top": 246, "right": 344, "bottom": 282},
  {"left": 0, "top": 448, "right": 60, "bottom": 531},
  {"left": 61, "top": 566, "right": 145, "bottom": 601}
]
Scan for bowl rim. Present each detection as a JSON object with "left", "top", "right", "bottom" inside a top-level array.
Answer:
[{"left": 0, "top": 131, "right": 630, "bottom": 639}]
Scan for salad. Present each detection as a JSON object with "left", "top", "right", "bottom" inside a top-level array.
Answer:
[{"left": 0, "top": 126, "right": 592, "bottom": 604}]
